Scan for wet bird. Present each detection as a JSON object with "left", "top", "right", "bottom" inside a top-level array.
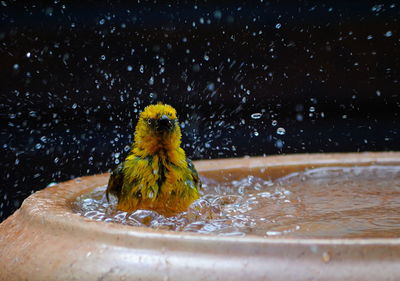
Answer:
[{"left": 106, "top": 103, "right": 200, "bottom": 215}]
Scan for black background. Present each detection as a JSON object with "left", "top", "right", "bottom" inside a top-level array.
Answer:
[{"left": 1, "top": 0, "right": 399, "bottom": 222}]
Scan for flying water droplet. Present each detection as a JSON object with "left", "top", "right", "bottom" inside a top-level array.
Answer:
[
  {"left": 148, "top": 76, "right": 155, "bottom": 85},
  {"left": 251, "top": 113, "right": 262, "bottom": 119},
  {"left": 276, "top": 127, "right": 286, "bottom": 135},
  {"left": 384, "top": 31, "right": 393, "bottom": 37}
]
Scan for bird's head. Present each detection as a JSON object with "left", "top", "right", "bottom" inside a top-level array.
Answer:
[
  {"left": 139, "top": 103, "right": 179, "bottom": 134},
  {"left": 134, "top": 103, "right": 182, "bottom": 155}
]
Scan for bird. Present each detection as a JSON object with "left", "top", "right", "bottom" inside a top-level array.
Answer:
[{"left": 106, "top": 103, "right": 201, "bottom": 216}]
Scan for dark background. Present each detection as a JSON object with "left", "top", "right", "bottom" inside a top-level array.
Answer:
[{"left": 1, "top": 1, "right": 399, "bottom": 222}]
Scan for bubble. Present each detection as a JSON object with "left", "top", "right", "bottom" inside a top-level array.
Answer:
[
  {"left": 126, "top": 65, "right": 133, "bottom": 72},
  {"left": 271, "top": 120, "right": 278, "bottom": 126},
  {"left": 26, "top": 52, "right": 31, "bottom": 58},
  {"left": 99, "top": 19, "right": 105, "bottom": 25},
  {"left": 13, "top": 64, "right": 19, "bottom": 70},
  {"left": 100, "top": 55, "right": 106, "bottom": 60},
  {"left": 276, "top": 127, "right": 286, "bottom": 135},
  {"left": 204, "top": 54, "right": 209, "bottom": 61},
  {"left": 275, "top": 23, "right": 281, "bottom": 29}
]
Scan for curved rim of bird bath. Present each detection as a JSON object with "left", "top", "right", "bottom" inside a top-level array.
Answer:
[{"left": 15, "top": 152, "right": 400, "bottom": 253}]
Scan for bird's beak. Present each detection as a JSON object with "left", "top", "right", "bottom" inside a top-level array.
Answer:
[{"left": 156, "top": 115, "right": 174, "bottom": 132}]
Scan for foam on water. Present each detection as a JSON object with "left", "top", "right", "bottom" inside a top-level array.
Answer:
[{"left": 74, "top": 165, "right": 400, "bottom": 238}]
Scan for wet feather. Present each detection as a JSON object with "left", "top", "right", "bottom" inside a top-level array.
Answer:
[{"left": 106, "top": 103, "right": 200, "bottom": 215}]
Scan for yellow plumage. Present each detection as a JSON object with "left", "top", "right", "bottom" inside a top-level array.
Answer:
[{"left": 106, "top": 103, "right": 200, "bottom": 215}]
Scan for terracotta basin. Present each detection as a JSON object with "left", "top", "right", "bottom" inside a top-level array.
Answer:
[{"left": 1, "top": 152, "right": 400, "bottom": 281}]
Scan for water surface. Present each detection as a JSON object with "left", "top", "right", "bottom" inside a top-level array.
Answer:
[{"left": 74, "top": 165, "right": 400, "bottom": 238}]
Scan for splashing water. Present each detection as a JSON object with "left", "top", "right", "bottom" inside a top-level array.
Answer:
[{"left": 74, "top": 166, "right": 400, "bottom": 238}]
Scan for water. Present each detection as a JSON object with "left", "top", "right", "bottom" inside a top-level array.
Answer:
[{"left": 74, "top": 166, "right": 400, "bottom": 238}]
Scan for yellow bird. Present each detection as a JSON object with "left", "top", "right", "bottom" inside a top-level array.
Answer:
[{"left": 106, "top": 103, "right": 201, "bottom": 215}]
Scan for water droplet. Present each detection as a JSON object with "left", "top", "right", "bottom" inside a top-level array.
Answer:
[
  {"left": 72, "top": 103, "right": 77, "bottom": 109},
  {"left": 127, "top": 65, "right": 133, "bottom": 72},
  {"left": 99, "top": 19, "right": 105, "bottom": 25},
  {"left": 213, "top": 10, "right": 222, "bottom": 19},
  {"left": 296, "top": 114, "right": 303, "bottom": 121},
  {"left": 204, "top": 54, "right": 209, "bottom": 61},
  {"left": 26, "top": 52, "right": 31, "bottom": 58},
  {"left": 376, "top": 90, "right": 381, "bottom": 96},
  {"left": 309, "top": 106, "right": 316, "bottom": 112},
  {"left": 100, "top": 55, "right": 106, "bottom": 60},
  {"left": 276, "top": 127, "right": 286, "bottom": 135},
  {"left": 271, "top": 120, "right": 278, "bottom": 126},
  {"left": 13, "top": 64, "right": 19, "bottom": 70},
  {"left": 139, "top": 65, "right": 144, "bottom": 73},
  {"left": 207, "top": 83, "right": 215, "bottom": 91},
  {"left": 275, "top": 23, "right": 281, "bottom": 29},
  {"left": 322, "top": 252, "right": 331, "bottom": 263},
  {"left": 384, "top": 31, "right": 393, "bottom": 37},
  {"left": 148, "top": 76, "right": 155, "bottom": 85},
  {"left": 275, "top": 139, "right": 284, "bottom": 148},
  {"left": 251, "top": 113, "right": 262, "bottom": 119}
]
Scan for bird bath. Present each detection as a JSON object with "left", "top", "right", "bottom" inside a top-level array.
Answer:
[{"left": 1, "top": 152, "right": 400, "bottom": 281}]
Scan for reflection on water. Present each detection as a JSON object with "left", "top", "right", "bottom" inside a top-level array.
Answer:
[{"left": 74, "top": 166, "right": 400, "bottom": 238}]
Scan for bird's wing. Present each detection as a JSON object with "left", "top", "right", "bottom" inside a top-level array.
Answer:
[
  {"left": 186, "top": 158, "right": 201, "bottom": 189},
  {"left": 106, "top": 162, "right": 125, "bottom": 201}
]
